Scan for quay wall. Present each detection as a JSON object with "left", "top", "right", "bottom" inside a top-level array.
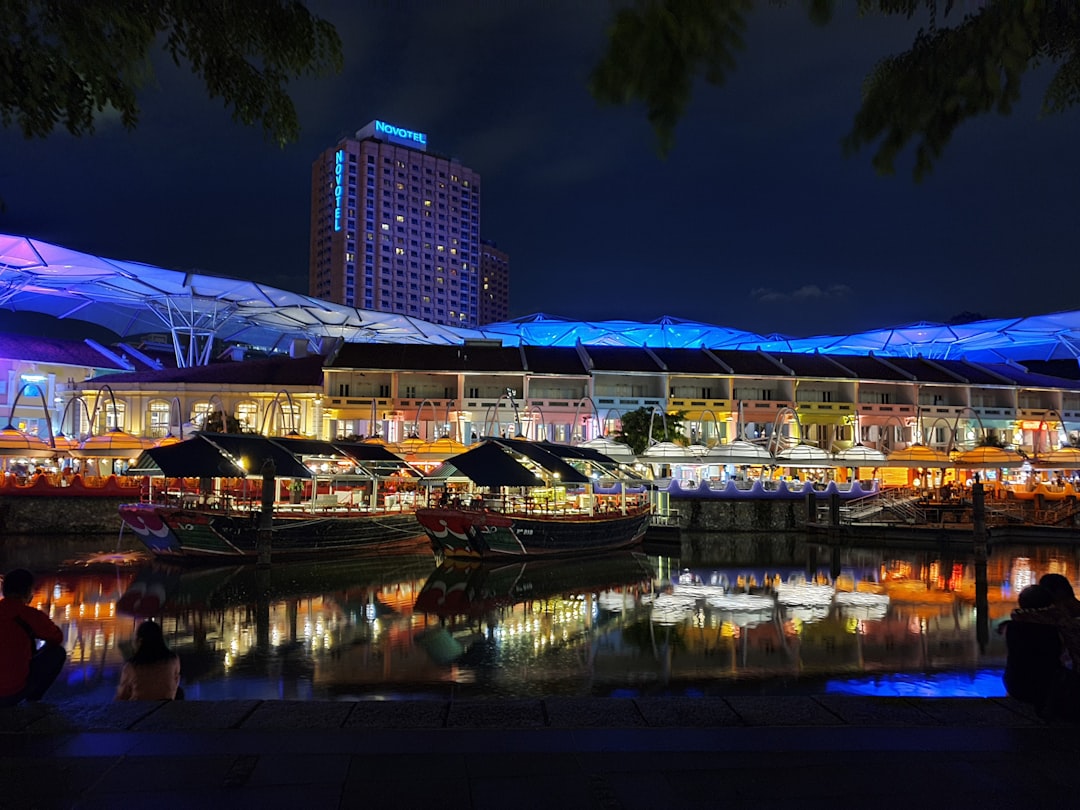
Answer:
[
  {"left": 0, "top": 496, "right": 126, "bottom": 536},
  {"left": 673, "top": 497, "right": 811, "bottom": 533}
]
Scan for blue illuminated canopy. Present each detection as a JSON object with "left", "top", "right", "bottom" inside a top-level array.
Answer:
[{"left": 2, "top": 233, "right": 1080, "bottom": 366}]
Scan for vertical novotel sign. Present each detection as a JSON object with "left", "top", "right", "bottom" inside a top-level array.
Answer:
[{"left": 333, "top": 149, "right": 344, "bottom": 232}]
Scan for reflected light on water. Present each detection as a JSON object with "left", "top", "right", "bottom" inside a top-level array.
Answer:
[
  {"left": 826, "top": 669, "right": 1008, "bottom": 698},
  {"left": 8, "top": 538, "right": 1077, "bottom": 703}
]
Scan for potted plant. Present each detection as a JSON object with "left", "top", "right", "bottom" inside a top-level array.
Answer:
[{"left": 289, "top": 479, "right": 304, "bottom": 504}]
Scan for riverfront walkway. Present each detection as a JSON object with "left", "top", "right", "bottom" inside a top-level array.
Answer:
[{"left": 1, "top": 695, "right": 1074, "bottom": 808}]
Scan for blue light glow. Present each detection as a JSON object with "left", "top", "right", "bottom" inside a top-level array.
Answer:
[
  {"left": 826, "top": 669, "right": 1007, "bottom": 698},
  {"left": 374, "top": 119, "right": 427, "bottom": 147},
  {"left": 333, "top": 149, "right": 344, "bottom": 232}
]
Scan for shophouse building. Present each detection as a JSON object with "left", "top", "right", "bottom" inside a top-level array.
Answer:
[
  {"left": 64, "top": 340, "right": 1080, "bottom": 486},
  {"left": 0, "top": 333, "right": 148, "bottom": 443}
]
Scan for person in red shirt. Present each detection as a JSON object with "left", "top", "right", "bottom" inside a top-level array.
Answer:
[{"left": 0, "top": 569, "right": 66, "bottom": 706}]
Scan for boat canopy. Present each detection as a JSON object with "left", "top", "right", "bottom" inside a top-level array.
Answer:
[
  {"left": 426, "top": 440, "right": 591, "bottom": 488},
  {"left": 130, "top": 436, "right": 253, "bottom": 478},
  {"left": 130, "top": 433, "right": 314, "bottom": 479}
]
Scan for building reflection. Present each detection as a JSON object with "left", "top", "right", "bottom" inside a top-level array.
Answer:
[{"left": 20, "top": 541, "right": 1080, "bottom": 701}]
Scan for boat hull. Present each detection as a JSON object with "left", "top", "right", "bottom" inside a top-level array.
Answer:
[
  {"left": 414, "top": 507, "right": 651, "bottom": 560},
  {"left": 119, "top": 503, "right": 426, "bottom": 562}
]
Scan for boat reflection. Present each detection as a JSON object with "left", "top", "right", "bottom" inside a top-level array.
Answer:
[{"left": 13, "top": 539, "right": 1080, "bottom": 702}]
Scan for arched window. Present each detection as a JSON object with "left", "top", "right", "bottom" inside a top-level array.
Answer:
[
  {"left": 191, "top": 401, "right": 211, "bottom": 429},
  {"left": 236, "top": 401, "right": 259, "bottom": 433},
  {"left": 280, "top": 402, "right": 302, "bottom": 435},
  {"left": 96, "top": 399, "right": 126, "bottom": 434},
  {"left": 147, "top": 400, "right": 171, "bottom": 438}
]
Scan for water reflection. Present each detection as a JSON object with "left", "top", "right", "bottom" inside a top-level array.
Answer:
[{"left": 8, "top": 537, "right": 1080, "bottom": 703}]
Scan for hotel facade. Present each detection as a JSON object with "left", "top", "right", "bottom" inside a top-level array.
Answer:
[{"left": 309, "top": 120, "right": 495, "bottom": 328}]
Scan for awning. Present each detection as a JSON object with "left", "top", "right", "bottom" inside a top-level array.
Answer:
[
  {"left": 486, "top": 439, "right": 591, "bottom": 483},
  {"left": 775, "top": 443, "right": 836, "bottom": 467},
  {"left": 131, "top": 433, "right": 331, "bottom": 479},
  {"left": 703, "top": 440, "right": 774, "bottom": 465},
  {"left": 952, "top": 445, "right": 1027, "bottom": 469},
  {"left": 885, "top": 444, "right": 952, "bottom": 468},
  {"left": 129, "top": 438, "right": 249, "bottom": 478},
  {"left": 1032, "top": 446, "right": 1080, "bottom": 469},
  {"left": 200, "top": 433, "right": 312, "bottom": 478},
  {"left": 427, "top": 440, "right": 589, "bottom": 488}
]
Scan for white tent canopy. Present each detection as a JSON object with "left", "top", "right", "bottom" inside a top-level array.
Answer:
[{"left": 6, "top": 233, "right": 1080, "bottom": 367}]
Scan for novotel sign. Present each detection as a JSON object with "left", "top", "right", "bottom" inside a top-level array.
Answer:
[
  {"left": 357, "top": 119, "right": 428, "bottom": 151},
  {"left": 333, "top": 149, "right": 344, "bottom": 232}
]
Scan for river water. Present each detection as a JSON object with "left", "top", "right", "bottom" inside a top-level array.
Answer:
[{"left": 3, "top": 531, "right": 1067, "bottom": 704}]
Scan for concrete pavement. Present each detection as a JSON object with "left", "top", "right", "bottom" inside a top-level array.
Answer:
[{"left": 0, "top": 695, "right": 1074, "bottom": 809}]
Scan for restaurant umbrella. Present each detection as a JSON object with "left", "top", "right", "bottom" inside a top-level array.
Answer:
[
  {"left": 413, "top": 436, "right": 468, "bottom": 462},
  {"left": 578, "top": 435, "right": 636, "bottom": 462},
  {"left": 884, "top": 444, "right": 952, "bottom": 468},
  {"left": 50, "top": 432, "right": 81, "bottom": 453},
  {"left": 73, "top": 429, "right": 156, "bottom": 475},
  {"left": 833, "top": 445, "right": 888, "bottom": 465},
  {"left": 1032, "top": 446, "right": 1080, "bottom": 470},
  {"left": 0, "top": 425, "right": 54, "bottom": 457},
  {"left": 774, "top": 443, "right": 836, "bottom": 467},
  {"left": 640, "top": 440, "right": 698, "bottom": 464},
  {"left": 951, "top": 445, "right": 1026, "bottom": 469}
]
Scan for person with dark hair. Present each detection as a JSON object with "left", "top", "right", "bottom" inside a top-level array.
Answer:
[
  {"left": 1039, "top": 573, "right": 1080, "bottom": 618},
  {"left": 1001, "top": 584, "right": 1080, "bottom": 719},
  {"left": 0, "top": 568, "right": 66, "bottom": 706},
  {"left": 115, "top": 620, "right": 181, "bottom": 701}
]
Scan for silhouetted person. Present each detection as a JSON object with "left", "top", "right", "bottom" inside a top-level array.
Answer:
[
  {"left": 0, "top": 568, "right": 66, "bottom": 706},
  {"left": 1001, "top": 584, "right": 1080, "bottom": 720},
  {"left": 115, "top": 620, "right": 181, "bottom": 701},
  {"left": 1039, "top": 573, "right": 1080, "bottom": 618}
]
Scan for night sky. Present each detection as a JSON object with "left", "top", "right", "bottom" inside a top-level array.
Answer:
[{"left": 2, "top": 1, "right": 1078, "bottom": 339}]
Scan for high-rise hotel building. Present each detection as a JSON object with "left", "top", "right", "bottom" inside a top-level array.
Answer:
[
  {"left": 479, "top": 239, "right": 510, "bottom": 325},
  {"left": 309, "top": 120, "right": 490, "bottom": 328}
]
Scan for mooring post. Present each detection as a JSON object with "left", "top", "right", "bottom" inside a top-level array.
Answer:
[
  {"left": 829, "top": 492, "right": 841, "bottom": 526},
  {"left": 258, "top": 458, "right": 276, "bottom": 567},
  {"left": 805, "top": 490, "right": 817, "bottom": 524},
  {"left": 972, "top": 481, "right": 987, "bottom": 557},
  {"left": 971, "top": 481, "right": 990, "bottom": 652}
]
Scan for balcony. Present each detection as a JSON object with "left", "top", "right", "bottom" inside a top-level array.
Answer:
[{"left": 857, "top": 403, "right": 917, "bottom": 417}]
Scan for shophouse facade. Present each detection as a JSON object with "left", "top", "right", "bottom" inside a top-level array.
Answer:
[
  {"left": 0, "top": 334, "right": 137, "bottom": 442},
  {"left": 64, "top": 341, "right": 1080, "bottom": 477}
]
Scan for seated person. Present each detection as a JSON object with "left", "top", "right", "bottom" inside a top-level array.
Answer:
[
  {"left": 0, "top": 569, "right": 66, "bottom": 706},
  {"left": 1039, "top": 573, "right": 1080, "bottom": 618},
  {"left": 1001, "top": 584, "right": 1080, "bottom": 719},
  {"left": 115, "top": 620, "right": 181, "bottom": 701}
]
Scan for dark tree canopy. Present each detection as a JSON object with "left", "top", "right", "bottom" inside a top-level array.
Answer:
[
  {"left": 591, "top": 0, "right": 752, "bottom": 156},
  {"left": 591, "top": 0, "right": 1080, "bottom": 179},
  {"left": 612, "top": 406, "right": 686, "bottom": 455},
  {"left": 0, "top": 0, "right": 343, "bottom": 145}
]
